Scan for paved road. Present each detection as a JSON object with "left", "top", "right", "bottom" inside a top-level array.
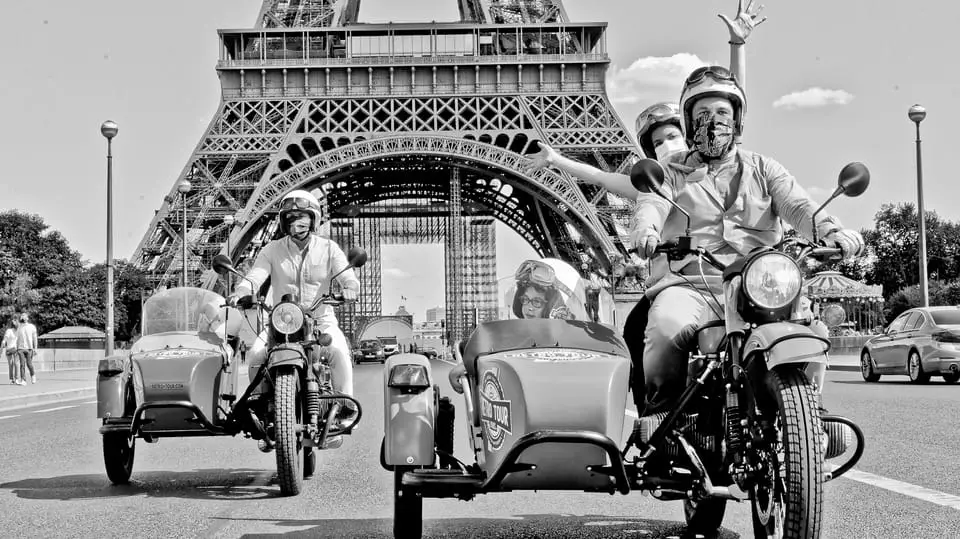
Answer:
[{"left": 0, "top": 363, "right": 957, "bottom": 538}]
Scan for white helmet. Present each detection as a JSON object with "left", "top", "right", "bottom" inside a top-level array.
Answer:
[
  {"left": 278, "top": 189, "right": 323, "bottom": 235},
  {"left": 679, "top": 66, "right": 746, "bottom": 145}
]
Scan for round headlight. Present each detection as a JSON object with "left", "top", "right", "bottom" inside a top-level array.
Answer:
[
  {"left": 743, "top": 252, "right": 802, "bottom": 310},
  {"left": 271, "top": 303, "right": 304, "bottom": 335}
]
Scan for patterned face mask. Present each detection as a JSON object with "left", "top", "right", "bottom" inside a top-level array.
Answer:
[{"left": 692, "top": 110, "right": 735, "bottom": 158}]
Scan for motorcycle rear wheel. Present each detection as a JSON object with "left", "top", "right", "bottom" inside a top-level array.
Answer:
[
  {"left": 274, "top": 367, "right": 303, "bottom": 496},
  {"left": 393, "top": 466, "right": 423, "bottom": 539},
  {"left": 103, "top": 432, "right": 136, "bottom": 485},
  {"left": 752, "top": 367, "right": 825, "bottom": 539}
]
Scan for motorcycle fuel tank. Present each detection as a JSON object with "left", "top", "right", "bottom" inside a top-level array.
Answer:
[{"left": 475, "top": 348, "right": 630, "bottom": 491}]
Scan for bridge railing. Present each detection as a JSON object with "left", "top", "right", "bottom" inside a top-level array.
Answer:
[{"left": 217, "top": 52, "right": 608, "bottom": 69}]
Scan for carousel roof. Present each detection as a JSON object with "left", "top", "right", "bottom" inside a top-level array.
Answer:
[{"left": 803, "top": 271, "right": 883, "bottom": 299}]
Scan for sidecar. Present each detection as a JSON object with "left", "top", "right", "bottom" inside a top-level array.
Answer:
[{"left": 97, "top": 287, "right": 243, "bottom": 485}]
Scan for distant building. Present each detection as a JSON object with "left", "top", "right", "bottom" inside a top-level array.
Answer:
[
  {"left": 395, "top": 305, "right": 411, "bottom": 317},
  {"left": 426, "top": 306, "right": 445, "bottom": 323}
]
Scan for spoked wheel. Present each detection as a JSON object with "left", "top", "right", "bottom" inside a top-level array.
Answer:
[
  {"left": 860, "top": 351, "right": 880, "bottom": 382},
  {"left": 393, "top": 466, "right": 423, "bottom": 539},
  {"left": 752, "top": 368, "right": 825, "bottom": 539},
  {"left": 303, "top": 447, "right": 316, "bottom": 479},
  {"left": 907, "top": 351, "right": 931, "bottom": 384},
  {"left": 684, "top": 497, "right": 727, "bottom": 536},
  {"left": 103, "top": 431, "right": 136, "bottom": 485},
  {"left": 274, "top": 367, "right": 303, "bottom": 496}
]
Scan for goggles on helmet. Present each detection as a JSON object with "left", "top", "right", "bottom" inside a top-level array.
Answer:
[
  {"left": 280, "top": 197, "right": 317, "bottom": 212},
  {"left": 515, "top": 260, "right": 556, "bottom": 289},
  {"left": 635, "top": 103, "right": 680, "bottom": 135},
  {"left": 684, "top": 65, "right": 740, "bottom": 87}
]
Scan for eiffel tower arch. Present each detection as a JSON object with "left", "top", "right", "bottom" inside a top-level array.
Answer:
[{"left": 131, "top": 0, "right": 643, "bottom": 344}]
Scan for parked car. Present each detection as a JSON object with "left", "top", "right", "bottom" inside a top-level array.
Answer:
[
  {"left": 860, "top": 306, "right": 960, "bottom": 384},
  {"left": 357, "top": 339, "right": 385, "bottom": 364},
  {"left": 419, "top": 346, "right": 438, "bottom": 360}
]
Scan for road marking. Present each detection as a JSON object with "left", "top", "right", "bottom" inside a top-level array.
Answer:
[
  {"left": 31, "top": 405, "right": 77, "bottom": 413},
  {"left": 0, "top": 414, "right": 20, "bottom": 420},
  {"left": 840, "top": 469, "right": 960, "bottom": 511}
]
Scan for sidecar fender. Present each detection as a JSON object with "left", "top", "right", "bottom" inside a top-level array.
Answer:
[
  {"left": 97, "top": 355, "right": 131, "bottom": 419},
  {"left": 267, "top": 344, "right": 307, "bottom": 370},
  {"left": 744, "top": 323, "right": 831, "bottom": 371},
  {"left": 382, "top": 353, "right": 436, "bottom": 468}
]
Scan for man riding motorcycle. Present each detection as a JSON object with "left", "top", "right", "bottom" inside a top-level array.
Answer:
[
  {"left": 629, "top": 65, "right": 864, "bottom": 419},
  {"left": 523, "top": 0, "right": 766, "bottom": 197},
  {"left": 231, "top": 189, "right": 361, "bottom": 426}
]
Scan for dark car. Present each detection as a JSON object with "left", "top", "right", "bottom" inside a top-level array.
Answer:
[
  {"left": 860, "top": 306, "right": 960, "bottom": 384},
  {"left": 357, "top": 339, "right": 385, "bottom": 364},
  {"left": 419, "top": 346, "right": 439, "bottom": 360}
]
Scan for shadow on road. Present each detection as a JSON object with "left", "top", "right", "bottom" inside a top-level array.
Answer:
[
  {"left": 217, "top": 514, "right": 741, "bottom": 539},
  {"left": 0, "top": 468, "right": 284, "bottom": 501}
]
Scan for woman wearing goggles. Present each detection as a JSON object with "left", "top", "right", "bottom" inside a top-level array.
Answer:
[{"left": 522, "top": 0, "right": 765, "bottom": 199}]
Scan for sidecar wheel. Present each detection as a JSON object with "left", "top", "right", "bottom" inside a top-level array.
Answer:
[
  {"left": 752, "top": 368, "right": 824, "bottom": 539},
  {"left": 683, "top": 498, "right": 726, "bottom": 535},
  {"left": 303, "top": 447, "right": 316, "bottom": 479},
  {"left": 393, "top": 466, "right": 422, "bottom": 539},
  {"left": 274, "top": 367, "right": 303, "bottom": 496},
  {"left": 103, "top": 432, "right": 136, "bottom": 485},
  {"left": 435, "top": 397, "right": 456, "bottom": 469}
]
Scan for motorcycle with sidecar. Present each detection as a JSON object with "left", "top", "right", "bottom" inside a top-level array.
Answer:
[
  {"left": 380, "top": 163, "right": 867, "bottom": 539},
  {"left": 96, "top": 247, "right": 368, "bottom": 497}
]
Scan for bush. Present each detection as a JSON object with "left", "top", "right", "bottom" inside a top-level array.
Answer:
[{"left": 884, "top": 280, "right": 960, "bottom": 323}]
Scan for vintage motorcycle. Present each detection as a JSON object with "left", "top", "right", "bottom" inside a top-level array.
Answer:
[
  {"left": 97, "top": 247, "right": 367, "bottom": 497},
  {"left": 379, "top": 162, "right": 866, "bottom": 539}
]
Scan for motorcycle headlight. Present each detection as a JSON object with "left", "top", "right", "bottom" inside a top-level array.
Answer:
[
  {"left": 743, "top": 252, "right": 802, "bottom": 310},
  {"left": 271, "top": 302, "right": 304, "bottom": 335}
]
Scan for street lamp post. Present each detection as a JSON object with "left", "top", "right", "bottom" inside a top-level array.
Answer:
[
  {"left": 177, "top": 180, "right": 192, "bottom": 287},
  {"left": 100, "top": 121, "right": 118, "bottom": 356},
  {"left": 909, "top": 104, "right": 929, "bottom": 307},
  {"left": 223, "top": 214, "right": 235, "bottom": 292}
]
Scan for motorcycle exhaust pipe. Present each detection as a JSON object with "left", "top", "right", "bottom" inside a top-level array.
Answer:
[{"left": 675, "top": 434, "right": 750, "bottom": 501}]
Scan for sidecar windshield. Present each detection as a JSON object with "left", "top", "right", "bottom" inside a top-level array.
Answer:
[
  {"left": 142, "top": 287, "right": 227, "bottom": 336},
  {"left": 501, "top": 258, "right": 615, "bottom": 325}
]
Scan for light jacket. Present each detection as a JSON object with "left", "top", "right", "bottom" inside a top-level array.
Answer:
[
  {"left": 235, "top": 234, "right": 361, "bottom": 326},
  {"left": 631, "top": 149, "right": 844, "bottom": 297}
]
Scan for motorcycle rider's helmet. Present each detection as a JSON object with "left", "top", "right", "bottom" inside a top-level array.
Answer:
[
  {"left": 634, "top": 102, "right": 684, "bottom": 159},
  {"left": 278, "top": 189, "right": 324, "bottom": 235},
  {"left": 678, "top": 65, "right": 746, "bottom": 145},
  {"left": 512, "top": 259, "right": 588, "bottom": 320}
]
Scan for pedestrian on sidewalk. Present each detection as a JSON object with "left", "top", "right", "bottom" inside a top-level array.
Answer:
[
  {"left": 16, "top": 313, "right": 38, "bottom": 384},
  {"left": 239, "top": 341, "right": 246, "bottom": 365},
  {"left": 3, "top": 318, "right": 21, "bottom": 385}
]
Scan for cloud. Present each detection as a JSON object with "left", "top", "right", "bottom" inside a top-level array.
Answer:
[
  {"left": 606, "top": 53, "right": 709, "bottom": 106},
  {"left": 773, "top": 88, "right": 854, "bottom": 110},
  {"left": 382, "top": 267, "right": 412, "bottom": 279}
]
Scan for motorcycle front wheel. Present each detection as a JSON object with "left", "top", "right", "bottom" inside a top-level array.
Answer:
[
  {"left": 752, "top": 367, "right": 825, "bottom": 539},
  {"left": 274, "top": 366, "right": 303, "bottom": 496}
]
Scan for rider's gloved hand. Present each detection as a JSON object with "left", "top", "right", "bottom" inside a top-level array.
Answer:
[
  {"left": 341, "top": 289, "right": 358, "bottom": 301},
  {"left": 233, "top": 295, "right": 255, "bottom": 310},
  {"left": 630, "top": 228, "right": 661, "bottom": 259},
  {"left": 823, "top": 228, "right": 865, "bottom": 259}
]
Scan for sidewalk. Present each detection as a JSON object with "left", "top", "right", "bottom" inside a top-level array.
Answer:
[{"left": 0, "top": 368, "right": 97, "bottom": 413}]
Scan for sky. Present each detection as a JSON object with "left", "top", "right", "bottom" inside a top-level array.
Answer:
[{"left": 1, "top": 0, "right": 958, "bottom": 320}]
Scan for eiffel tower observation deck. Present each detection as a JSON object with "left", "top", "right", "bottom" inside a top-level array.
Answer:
[{"left": 131, "top": 0, "right": 642, "bottom": 342}]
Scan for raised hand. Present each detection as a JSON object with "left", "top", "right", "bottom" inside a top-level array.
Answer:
[
  {"left": 523, "top": 142, "right": 559, "bottom": 175},
  {"left": 718, "top": 0, "right": 767, "bottom": 44}
]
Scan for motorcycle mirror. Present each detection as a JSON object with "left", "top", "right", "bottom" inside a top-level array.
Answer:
[
  {"left": 836, "top": 162, "right": 870, "bottom": 198},
  {"left": 212, "top": 254, "right": 240, "bottom": 277},
  {"left": 629, "top": 159, "right": 666, "bottom": 195},
  {"left": 347, "top": 247, "right": 368, "bottom": 268}
]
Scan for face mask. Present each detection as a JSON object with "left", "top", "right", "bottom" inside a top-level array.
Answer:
[
  {"left": 654, "top": 138, "right": 688, "bottom": 160},
  {"left": 285, "top": 214, "right": 312, "bottom": 241},
  {"left": 692, "top": 111, "right": 735, "bottom": 158}
]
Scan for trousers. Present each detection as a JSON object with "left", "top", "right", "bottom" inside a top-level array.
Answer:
[{"left": 246, "top": 322, "right": 354, "bottom": 398}]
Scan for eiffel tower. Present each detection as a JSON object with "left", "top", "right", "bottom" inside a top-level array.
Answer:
[{"left": 131, "top": 0, "right": 642, "bottom": 344}]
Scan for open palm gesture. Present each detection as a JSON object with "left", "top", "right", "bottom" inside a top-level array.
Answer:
[
  {"left": 719, "top": 0, "right": 767, "bottom": 44},
  {"left": 523, "top": 142, "right": 559, "bottom": 175}
]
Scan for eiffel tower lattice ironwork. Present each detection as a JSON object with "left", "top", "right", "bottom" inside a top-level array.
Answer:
[{"left": 131, "top": 0, "right": 642, "bottom": 344}]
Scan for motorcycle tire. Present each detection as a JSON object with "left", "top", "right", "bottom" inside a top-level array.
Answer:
[
  {"left": 751, "top": 367, "right": 825, "bottom": 539},
  {"left": 304, "top": 447, "right": 316, "bottom": 479},
  {"left": 684, "top": 497, "right": 727, "bottom": 536},
  {"left": 393, "top": 466, "right": 423, "bottom": 539},
  {"left": 274, "top": 367, "right": 303, "bottom": 496},
  {"left": 103, "top": 432, "right": 136, "bottom": 485}
]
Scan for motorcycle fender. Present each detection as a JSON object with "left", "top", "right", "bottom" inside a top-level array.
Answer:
[
  {"left": 744, "top": 323, "right": 831, "bottom": 371},
  {"left": 97, "top": 355, "right": 130, "bottom": 419},
  {"left": 382, "top": 353, "right": 436, "bottom": 467},
  {"left": 267, "top": 344, "right": 307, "bottom": 370}
]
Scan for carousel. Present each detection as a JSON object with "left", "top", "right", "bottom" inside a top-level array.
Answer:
[{"left": 803, "top": 271, "right": 884, "bottom": 336}]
